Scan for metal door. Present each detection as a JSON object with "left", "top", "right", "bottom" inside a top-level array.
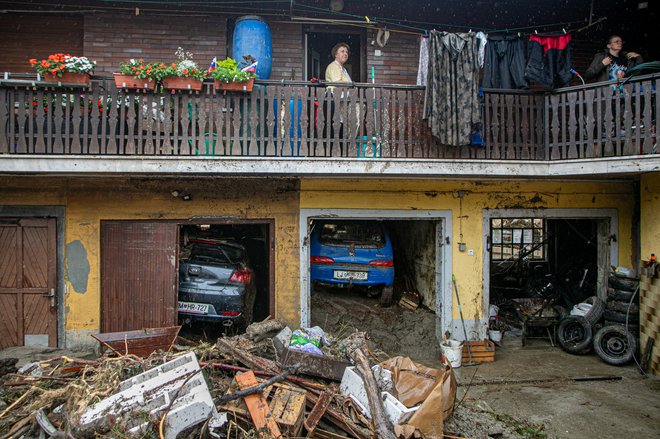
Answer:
[
  {"left": 100, "top": 222, "right": 178, "bottom": 332},
  {"left": 0, "top": 218, "right": 57, "bottom": 348}
]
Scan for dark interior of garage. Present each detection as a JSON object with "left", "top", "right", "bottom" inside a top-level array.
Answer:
[
  {"left": 489, "top": 218, "right": 602, "bottom": 333},
  {"left": 309, "top": 218, "right": 442, "bottom": 364},
  {"left": 178, "top": 223, "right": 271, "bottom": 335}
]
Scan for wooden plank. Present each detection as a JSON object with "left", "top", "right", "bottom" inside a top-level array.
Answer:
[
  {"left": 269, "top": 385, "right": 306, "bottom": 437},
  {"left": 235, "top": 371, "right": 282, "bottom": 439},
  {"left": 304, "top": 391, "right": 333, "bottom": 435}
]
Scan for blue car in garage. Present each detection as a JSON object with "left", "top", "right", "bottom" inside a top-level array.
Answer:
[{"left": 310, "top": 220, "right": 394, "bottom": 301}]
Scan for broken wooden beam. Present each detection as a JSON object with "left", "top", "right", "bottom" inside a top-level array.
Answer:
[
  {"left": 304, "top": 391, "right": 333, "bottom": 435},
  {"left": 235, "top": 370, "right": 283, "bottom": 439}
]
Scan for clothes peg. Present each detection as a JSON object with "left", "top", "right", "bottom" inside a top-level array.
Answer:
[
  {"left": 517, "top": 32, "right": 521, "bottom": 38},
  {"left": 562, "top": 28, "right": 566, "bottom": 34},
  {"left": 534, "top": 29, "right": 538, "bottom": 35}
]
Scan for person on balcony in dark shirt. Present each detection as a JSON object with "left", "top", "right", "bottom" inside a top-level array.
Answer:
[{"left": 584, "top": 35, "right": 643, "bottom": 83}]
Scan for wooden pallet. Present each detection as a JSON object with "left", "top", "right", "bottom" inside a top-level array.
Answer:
[
  {"left": 462, "top": 340, "right": 496, "bottom": 363},
  {"left": 399, "top": 292, "right": 421, "bottom": 310}
]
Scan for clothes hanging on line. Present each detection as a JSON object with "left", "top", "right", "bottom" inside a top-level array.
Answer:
[
  {"left": 423, "top": 31, "right": 482, "bottom": 147},
  {"left": 476, "top": 31, "right": 488, "bottom": 68},
  {"left": 417, "top": 36, "right": 429, "bottom": 86},
  {"left": 524, "top": 33, "right": 573, "bottom": 89},
  {"left": 482, "top": 35, "right": 528, "bottom": 89}
]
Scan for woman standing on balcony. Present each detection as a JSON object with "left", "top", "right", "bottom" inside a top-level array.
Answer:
[
  {"left": 585, "top": 35, "right": 643, "bottom": 83},
  {"left": 323, "top": 42, "right": 352, "bottom": 156},
  {"left": 325, "top": 42, "right": 352, "bottom": 85}
]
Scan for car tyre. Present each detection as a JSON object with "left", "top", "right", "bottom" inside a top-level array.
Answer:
[
  {"left": 608, "top": 276, "right": 639, "bottom": 292},
  {"left": 593, "top": 325, "right": 637, "bottom": 365},
  {"left": 581, "top": 296, "right": 605, "bottom": 325},
  {"left": 380, "top": 286, "right": 394, "bottom": 307},
  {"left": 606, "top": 300, "right": 639, "bottom": 314},
  {"left": 603, "top": 309, "right": 639, "bottom": 324},
  {"left": 607, "top": 287, "right": 638, "bottom": 303},
  {"left": 557, "top": 316, "right": 593, "bottom": 355}
]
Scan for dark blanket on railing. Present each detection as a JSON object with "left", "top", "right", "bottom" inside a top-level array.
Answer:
[{"left": 423, "top": 31, "right": 482, "bottom": 147}]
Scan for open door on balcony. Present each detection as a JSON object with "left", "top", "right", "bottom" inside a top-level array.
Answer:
[{"left": 305, "top": 29, "right": 364, "bottom": 82}]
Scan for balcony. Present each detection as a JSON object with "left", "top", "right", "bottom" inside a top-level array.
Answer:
[{"left": 0, "top": 75, "right": 657, "bottom": 177}]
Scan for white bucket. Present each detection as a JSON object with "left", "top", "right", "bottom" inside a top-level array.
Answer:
[
  {"left": 441, "top": 340, "right": 463, "bottom": 368},
  {"left": 488, "top": 330, "right": 503, "bottom": 343}
]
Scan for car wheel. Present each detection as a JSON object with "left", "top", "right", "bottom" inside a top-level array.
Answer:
[
  {"left": 606, "top": 300, "right": 639, "bottom": 314},
  {"left": 557, "top": 316, "right": 593, "bottom": 355},
  {"left": 608, "top": 276, "right": 639, "bottom": 292},
  {"left": 380, "top": 286, "right": 394, "bottom": 307},
  {"left": 603, "top": 309, "right": 639, "bottom": 324},
  {"left": 593, "top": 325, "right": 637, "bottom": 365}
]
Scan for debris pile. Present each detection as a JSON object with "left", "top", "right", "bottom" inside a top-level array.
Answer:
[{"left": 0, "top": 319, "right": 533, "bottom": 438}]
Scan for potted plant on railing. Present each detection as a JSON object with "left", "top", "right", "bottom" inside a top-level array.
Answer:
[
  {"left": 29, "top": 53, "right": 96, "bottom": 84},
  {"left": 159, "top": 47, "right": 207, "bottom": 91},
  {"left": 114, "top": 58, "right": 160, "bottom": 90},
  {"left": 210, "top": 56, "right": 257, "bottom": 92}
]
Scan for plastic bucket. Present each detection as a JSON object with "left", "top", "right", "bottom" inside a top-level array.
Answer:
[
  {"left": 233, "top": 16, "right": 272, "bottom": 79},
  {"left": 441, "top": 340, "right": 463, "bottom": 368},
  {"left": 488, "top": 330, "right": 503, "bottom": 343}
]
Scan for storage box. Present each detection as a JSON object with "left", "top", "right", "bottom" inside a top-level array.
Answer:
[{"left": 462, "top": 340, "right": 496, "bottom": 363}]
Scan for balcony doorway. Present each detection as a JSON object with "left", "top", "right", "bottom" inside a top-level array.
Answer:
[{"left": 304, "top": 30, "right": 363, "bottom": 82}]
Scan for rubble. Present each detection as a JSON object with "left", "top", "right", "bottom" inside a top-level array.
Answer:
[{"left": 0, "top": 320, "right": 544, "bottom": 438}]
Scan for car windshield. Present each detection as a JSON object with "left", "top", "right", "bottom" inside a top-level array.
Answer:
[
  {"left": 189, "top": 244, "right": 244, "bottom": 265},
  {"left": 318, "top": 222, "right": 385, "bottom": 247}
]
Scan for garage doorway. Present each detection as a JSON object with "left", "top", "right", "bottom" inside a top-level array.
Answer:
[
  {"left": 482, "top": 208, "right": 618, "bottom": 339},
  {"left": 300, "top": 209, "right": 452, "bottom": 346},
  {"left": 100, "top": 220, "right": 273, "bottom": 334}
]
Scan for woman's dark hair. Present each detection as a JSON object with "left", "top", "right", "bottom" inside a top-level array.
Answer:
[
  {"left": 606, "top": 35, "right": 622, "bottom": 45},
  {"left": 331, "top": 42, "right": 350, "bottom": 58}
]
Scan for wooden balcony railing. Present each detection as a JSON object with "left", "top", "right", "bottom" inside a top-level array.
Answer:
[{"left": 0, "top": 74, "right": 657, "bottom": 160}]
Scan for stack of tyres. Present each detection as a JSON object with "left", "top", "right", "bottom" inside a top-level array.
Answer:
[{"left": 591, "top": 269, "right": 639, "bottom": 365}]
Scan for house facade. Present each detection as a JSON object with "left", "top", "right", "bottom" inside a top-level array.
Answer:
[{"left": 0, "top": 0, "right": 658, "bottom": 372}]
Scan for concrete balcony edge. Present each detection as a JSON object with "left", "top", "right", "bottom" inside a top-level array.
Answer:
[{"left": 1, "top": 155, "right": 659, "bottom": 179}]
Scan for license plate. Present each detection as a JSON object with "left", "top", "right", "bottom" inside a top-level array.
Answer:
[
  {"left": 333, "top": 270, "right": 368, "bottom": 280},
  {"left": 178, "top": 301, "right": 209, "bottom": 314}
]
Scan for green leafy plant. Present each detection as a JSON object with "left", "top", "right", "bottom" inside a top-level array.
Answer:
[
  {"left": 209, "top": 56, "right": 256, "bottom": 84},
  {"left": 156, "top": 47, "right": 207, "bottom": 81},
  {"left": 118, "top": 58, "right": 163, "bottom": 80},
  {"left": 29, "top": 53, "right": 96, "bottom": 77}
]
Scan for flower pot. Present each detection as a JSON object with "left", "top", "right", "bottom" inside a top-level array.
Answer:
[
  {"left": 113, "top": 73, "right": 156, "bottom": 90},
  {"left": 215, "top": 78, "right": 254, "bottom": 92},
  {"left": 42, "top": 72, "right": 90, "bottom": 84},
  {"left": 163, "top": 76, "right": 203, "bottom": 91}
]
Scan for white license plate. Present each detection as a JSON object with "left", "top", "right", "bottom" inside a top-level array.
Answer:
[
  {"left": 178, "top": 301, "right": 209, "bottom": 314},
  {"left": 333, "top": 270, "right": 368, "bottom": 280}
]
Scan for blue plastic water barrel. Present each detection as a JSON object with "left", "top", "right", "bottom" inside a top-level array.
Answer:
[{"left": 232, "top": 16, "right": 272, "bottom": 80}]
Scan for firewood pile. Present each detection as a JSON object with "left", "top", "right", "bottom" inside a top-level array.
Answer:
[{"left": 0, "top": 319, "right": 458, "bottom": 439}]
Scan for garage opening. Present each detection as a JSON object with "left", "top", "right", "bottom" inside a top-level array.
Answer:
[
  {"left": 101, "top": 220, "right": 273, "bottom": 338},
  {"left": 305, "top": 215, "right": 448, "bottom": 366},
  {"left": 487, "top": 215, "right": 613, "bottom": 344}
]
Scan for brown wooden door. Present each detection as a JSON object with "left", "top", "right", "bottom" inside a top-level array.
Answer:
[
  {"left": 0, "top": 218, "right": 57, "bottom": 349},
  {"left": 100, "top": 222, "right": 178, "bottom": 333}
]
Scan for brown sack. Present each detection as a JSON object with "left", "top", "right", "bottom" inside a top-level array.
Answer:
[{"left": 380, "top": 356, "right": 457, "bottom": 439}]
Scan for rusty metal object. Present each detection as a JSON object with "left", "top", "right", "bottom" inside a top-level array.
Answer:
[
  {"left": 278, "top": 346, "right": 351, "bottom": 381},
  {"left": 91, "top": 325, "right": 180, "bottom": 357}
]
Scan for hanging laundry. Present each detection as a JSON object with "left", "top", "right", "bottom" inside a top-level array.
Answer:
[
  {"left": 475, "top": 32, "right": 488, "bottom": 68},
  {"left": 482, "top": 35, "right": 527, "bottom": 89},
  {"left": 423, "top": 31, "right": 482, "bottom": 147},
  {"left": 524, "top": 33, "right": 573, "bottom": 89},
  {"left": 416, "top": 36, "right": 429, "bottom": 86}
]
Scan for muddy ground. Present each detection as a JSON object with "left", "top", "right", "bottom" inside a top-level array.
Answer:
[{"left": 310, "top": 287, "right": 660, "bottom": 439}]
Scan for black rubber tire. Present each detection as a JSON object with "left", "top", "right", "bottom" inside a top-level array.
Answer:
[
  {"left": 557, "top": 316, "right": 593, "bottom": 355},
  {"left": 608, "top": 276, "right": 639, "bottom": 292},
  {"left": 603, "top": 309, "right": 639, "bottom": 324},
  {"left": 603, "top": 320, "right": 640, "bottom": 334},
  {"left": 593, "top": 325, "right": 637, "bottom": 365},
  {"left": 380, "top": 286, "right": 394, "bottom": 307},
  {"left": 607, "top": 287, "right": 638, "bottom": 303},
  {"left": 582, "top": 296, "right": 605, "bottom": 325},
  {"left": 606, "top": 300, "right": 639, "bottom": 314}
]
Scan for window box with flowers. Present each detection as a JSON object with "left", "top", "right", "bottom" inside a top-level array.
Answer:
[
  {"left": 210, "top": 56, "right": 257, "bottom": 92},
  {"left": 29, "top": 53, "right": 96, "bottom": 85},
  {"left": 114, "top": 59, "right": 159, "bottom": 90},
  {"left": 160, "top": 47, "right": 207, "bottom": 91}
]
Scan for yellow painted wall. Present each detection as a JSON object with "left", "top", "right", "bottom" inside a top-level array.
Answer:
[
  {"left": 0, "top": 177, "right": 300, "bottom": 348},
  {"left": 641, "top": 172, "right": 660, "bottom": 262},
  {"left": 301, "top": 179, "right": 637, "bottom": 321}
]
